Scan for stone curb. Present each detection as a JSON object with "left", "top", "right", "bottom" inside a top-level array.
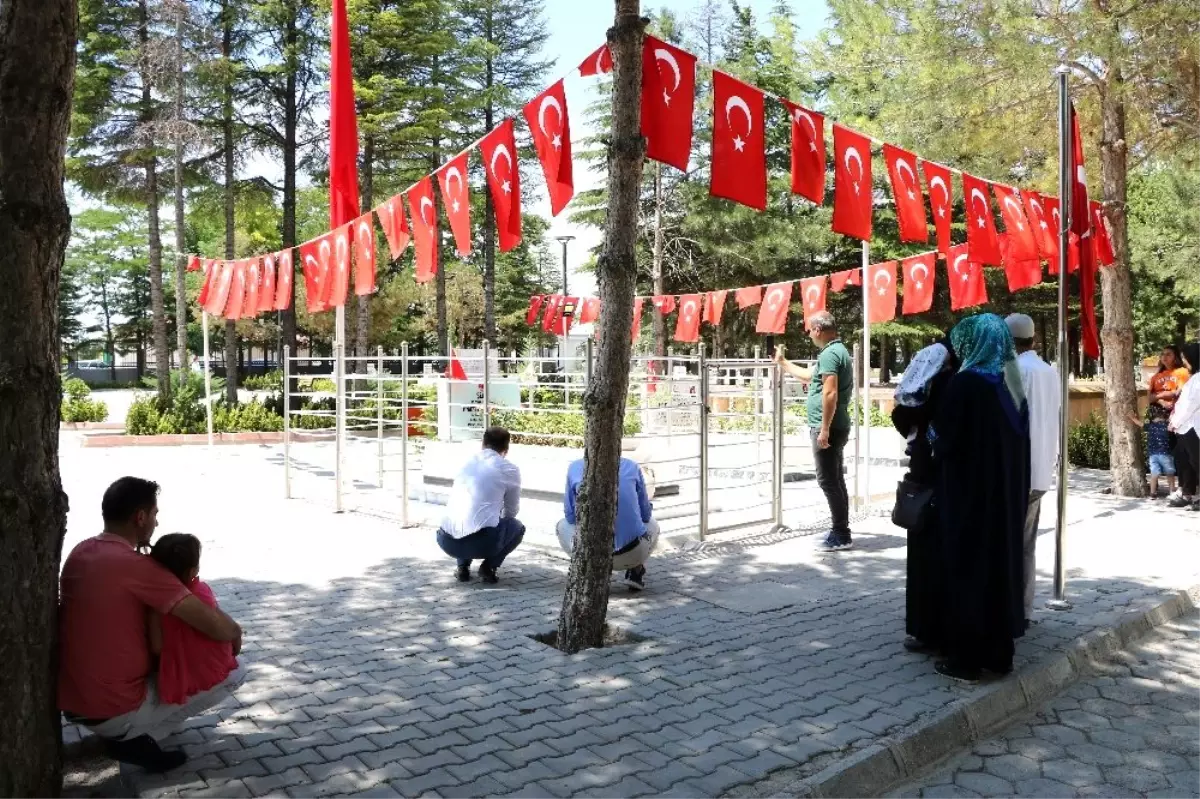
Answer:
[
  {"left": 80, "top": 432, "right": 286, "bottom": 447},
  {"left": 744, "top": 583, "right": 1200, "bottom": 799}
]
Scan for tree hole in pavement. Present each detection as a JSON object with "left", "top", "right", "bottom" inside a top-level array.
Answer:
[{"left": 530, "top": 624, "right": 648, "bottom": 652}]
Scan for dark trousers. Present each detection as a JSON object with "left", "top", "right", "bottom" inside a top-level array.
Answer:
[
  {"left": 812, "top": 427, "right": 851, "bottom": 534},
  {"left": 437, "top": 517, "right": 525, "bottom": 570},
  {"left": 1176, "top": 430, "right": 1200, "bottom": 497}
]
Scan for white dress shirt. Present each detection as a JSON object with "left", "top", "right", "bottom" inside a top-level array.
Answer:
[
  {"left": 1170, "top": 375, "right": 1200, "bottom": 436},
  {"left": 441, "top": 449, "right": 521, "bottom": 539},
  {"left": 1017, "top": 350, "right": 1062, "bottom": 492}
]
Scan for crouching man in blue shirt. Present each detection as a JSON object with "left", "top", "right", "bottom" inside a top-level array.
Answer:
[{"left": 556, "top": 456, "right": 659, "bottom": 590}]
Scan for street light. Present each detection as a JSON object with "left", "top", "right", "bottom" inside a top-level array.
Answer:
[
  {"left": 554, "top": 235, "right": 575, "bottom": 372},
  {"left": 555, "top": 235, "right": 575, "bottom": 296}
]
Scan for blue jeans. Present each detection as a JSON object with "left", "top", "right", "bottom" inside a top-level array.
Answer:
[
  {"left": 1149, "top": 452, "right": 1175, "bottom": 476},
  {"left": 437, "top": 517, "right": 525, "bottom": 570}
]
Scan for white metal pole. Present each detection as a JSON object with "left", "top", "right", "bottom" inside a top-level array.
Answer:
[
  {"left": 1049, "top": 66, "right": 1073, "bottom": 611},
  {"left": 852, "top": 341, "right": 861, "bottom": 512},
  {"left": 283, "top": 344, "right": 292, "bottom": 499},
  {"left": 376, "top": 345, "right": 384, "bottom": 488},
  {"left": 334, "top": 304, "right": 346, "bottom": 513},
  {"left": 861, "top": 239, "right": 872, "bottom": 506},
  {"left": 400, "top": 340, "right": 410, "bottom": 528},
  {"left": 202, "top": 310, "right": 214, "bottom": 447}
]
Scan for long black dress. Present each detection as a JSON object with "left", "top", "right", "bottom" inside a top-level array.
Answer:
[
  {"left": 930, "top": 370, "right": 1030, "bottom": 674},
  {"left": 892, "top": 368, "right": 954, "bottom": 649}
]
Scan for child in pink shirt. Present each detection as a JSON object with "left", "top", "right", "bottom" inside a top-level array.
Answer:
[{"left": 148, "top": 534, "right": 238, "bottom": 705}]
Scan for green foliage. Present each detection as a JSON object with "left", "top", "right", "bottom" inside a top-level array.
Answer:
[
  {"left": 139, "top": 369, "right": 226, "bottom": 397},
  {"left": 60, "top": 379, "right": 110, "bottom": 423},
  {"left": 214, "top": 400, "right": 284, "bottom": 433},
  {"left": 125, "top": 388, "right": 284, "bottom": 435},
  {"left": 244, "top": 370, "right": 283, "bottom": 391},
  {"left": 491, "top": 409, "right": 642, "bottom": 447},
  {"left": 1068, "top": 414, "right": 1110, "bottom": 470}
]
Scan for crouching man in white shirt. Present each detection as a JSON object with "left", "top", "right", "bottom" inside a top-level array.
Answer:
[{"left": 437, "top": 427, "right": 525, "bottom": 584}]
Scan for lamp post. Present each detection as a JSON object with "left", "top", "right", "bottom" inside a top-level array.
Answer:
[
  {"left": 555, "top": 234, "right": 575, "bottom": 295},
  {"left": 554, "top": 235, "right": 575, "bottom": 369}
]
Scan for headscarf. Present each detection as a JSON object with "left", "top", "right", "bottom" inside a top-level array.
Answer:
[
  {"left": 951, "top": 313, "right": 1026, "bottom": 410},
  {"left": 894, "top": 342, "right": 950, "bottom": 408},
  {"left": 1183, "top": 342, "right": 1200, "bottom": 376}
]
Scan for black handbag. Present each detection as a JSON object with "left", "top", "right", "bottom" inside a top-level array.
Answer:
[{"left": 892, "top": 478, "right": 935, "bottom": 530}]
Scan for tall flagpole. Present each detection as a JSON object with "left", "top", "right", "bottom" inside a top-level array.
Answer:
[
  {"left": 1049, "top": 66, "right": 1073, "bottom": 611},
  {"left": 202, "top": 310, "right": 214, "bottom": 447},
  {"left": 861, "top": 239, "right": 871, "bottom": 505}
]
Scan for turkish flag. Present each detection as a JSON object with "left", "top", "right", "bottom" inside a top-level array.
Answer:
[
  {"left": 755, "top": 282, "right": 793, "bottom": 334},
  {"left": 523, "top": 80, "right": 574, "bottom": 216},
  {"left": 244, "top": 258, "right": 261, "bottom": 316},
  {"left": 703, "top": 290, "right": 727, "bottom": 325},
  {"left": 921, "top": 159, "right": 954, "bottom": 256},
  {"left": 407, "top": 177, "right": 438, "bottom": 284},
  {"left": 352, "top": 212, "right": 377, "bottom": 296},
  {"left": 446, "top": 349, "right": 468, "bottom": 381},
  {"left": 225, "top": 260, "right": 248, "bottom": 320},
  {"left": 674, "top": 294, "right": 702, "bottom": 343},
  {"left": 205, "top": 261, "right": 234, "bottom": 316},
  {"left": 554, "top": 297, "right": 579, "bottom": 336},
  {"left": 322, "top": 223, "right": 352, "bottom": 308},
  {"left": 781, "top": 100, "right": 825, "bottom": 204},
  {"left": 1071, "top": 105, "right": 1100, "bottom": 359},
  {"left": 259, "top": 253, "right": 277, "bottom": 313},
  {"left": 1041, "top": 195, "right": 1071, "bottom": 273},
  {"left": 375, "top": 193, "right": 410, "bottom": 261},
  {"left": 480, "top": 119, "right": 522, "bottom": 253},
  {"left": 274, "top": 249, "right": 294, "bottom": 311},
  {"left": 901, "top": 253, "right": 936, "bottom": 315},
  {"left": 631, "top": 298, "right": 644, "bottom": 342},
  {"left": 579, "top": 44, "right": 612, "bottom": 76},
  {"left": 867, "top": 261, "right": 897, "bottom": 323},
  {"left": 540, "top": 294, "right": 562, "bottom": 332},
  {"left": 735, "top": 285, "right": 762, "bottom": 309},
  {"left": 799, "top": 276, "right": 827, "bottom": 324},
  {"left": 711, "top": 70, "right": 766, "bottom": 211},
  {"left": 299, "top": 234, "right": 333, "bottom": 313},
  {"left": 884, "top": 144, "right": 927, "bottom": 243},
  {"left": 1091, "top": 201, "right": 1115, "bottom": 266},
  {"left": 962, "top": 172, "right": 1002, "bottom": 266},
  {"left": 186, "top": 255, "right": 201, "bottom": 273},
  {"left": 642, "top": 36, "right": 696, "bottom": 171},
  {"left": 947, "top": 244, "right": 988, "bottom": 310},
  {"left": 999, "top": 233, "right": 1043, "bottom": 292},
  {"left": 1021, "top": 190, "right": 1057, "bottom": 261},
  {"left": 525, "top": 295, "right": 545, "bottom": 326},
  {"left": 830, "top": 269, "right": 862, "bottom": 293},
  {"left": 579, "top": 296, "right": 601, "bottom": 324},
  {"left": 329, "top": 0, "right": 359, "bottom": 230},
  {"left": 197, "top": 259, "right": 217, "bottom": 308},
  {"left": 832, "top": 124, "right": 873, "bottom": 241},
  {"left": 436, "top": 152, "right": 471, "bottom": 256},
  {"left": 651, "top": 294, "right": 676, "bottom": 315},
  {"left": 992, "top": 183, "right": 1038, "bottom": 262}
]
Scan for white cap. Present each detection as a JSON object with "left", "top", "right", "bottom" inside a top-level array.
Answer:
[{"left": 1005, "top": 313, "right": 1035, "bottom": 340}]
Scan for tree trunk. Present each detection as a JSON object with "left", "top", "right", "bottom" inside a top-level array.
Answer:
[
  {"left": 1096, "top": 70, "right": 1141, "bottom": 496},
  {"left": 173, "top": 4, "right": 189, "bottom": 372},
  {"left": 280, "top": 1, "right": 298, "bottom": 368},
  {"left": 355, "top": 135, "right": 374, "bottom": 375},
  {"left": 556, "top": 1, "right": 645, "bottom": 654},
  {"left": 482, "top": 9, "right": 497, "bottom": 343},
  {"left": 651, "top": 162, "right": 665, "bottom": 362},
  {"left": 139, "top": 0, "right": 170, "bottom": 402},
  {"left": 0, "top": 0, "right": 75, "bottom": 792},
  {"left": 222, "top": 0, "right": 238, "bottom": 404}
]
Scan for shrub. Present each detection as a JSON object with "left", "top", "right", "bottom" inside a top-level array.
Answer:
[
  {"left": 491, "top": 408, "right": 641, "bottom": 447},
  {"left": 140, "top": 369, "right": 226, "bottom": 397},
  {"left": 1068, "top": 413, "right": 1109, "bottom": 469},
  {"left": 215, "top": 400, "right": 284, "bottom": 433},
  {"left": 60, "top": 378, "right": 109, "bottom": 423},
  {"left": 244, "top": 370, "right": 282, "bottom": 391},
  {"left": 125, "top": 382, "right": 285, "bottom": 436},
  {"left": 125, "top": 396, "right": 162, "bottom": 435}
]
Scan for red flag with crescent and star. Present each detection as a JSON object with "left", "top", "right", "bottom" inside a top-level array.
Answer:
[
  {"left": 799, "top": 276, "right": 827, "bottom": 325},
  {"left": 205, "top": 261, "right": 234, "bottom": 316},
  {"left": 541, "top": 294, "right": 563, "bottom": 332},
  {"left": 329, "top": 0, "right": 359, "bottom": 231},
  {"left": 755, "top": 282, "right": 793, "bottom": 334},
  {"left": 352, "top": 212, "right": 377, "bottom": 296},
  {"left": 186, "top": 255, "right": 201, "bottom": 273},
  {"left": 781, "top": 100, "right": 825, "bottom": 205},
  {"left": 962, "top": 172, "right": 1003, "bottom": 266},
  {"left": 829, "top": 269, "right": 862, "bottom": 293},
  {"left": 258, "top": 253, "right": 276, "bottom": 313},
  {"left": 921, "top": 159, "right": 954, "bottom": 256},
  {"left": 703, "top": 290, "right": 727, "bottom": 325},
  {"left": 711, "top": 70, "right": 766, "bottom": 211},
  {"left": 832, "top": 124, "right": 873, "bottom": 241},
  {"left": 867, "top": 261, "right": 897, "bottom": 323},
  {"left": 436, "top": 152, "right": 471, "bottom": 257},
  {"left": 375, "top": 194, "right": 410, "bottom": 261},
  {"left": 1071, "top": 104, "right": 1100, "bottom": 359},
  {"left": 735, "top": 285, "right": 762, "bottom": 309},
  {"left": 224, "top": 260, "right": 248, "bottom": 320},
  {"left": 992, "top": 183, "right": 1038, "bottom": 263},
  {"left": 651, "top": 294, "right": 676, "bottom": 315},
  {"left": 318, "top": 223, "right": 352, "bottom": 309},
  {"left": 884, "top": 144, "right": 928, "bottom": 243},
  {"left": 299, "top": 236, "right": 329, "bottom": 313},
  {"left": 407, "top": 177, "right": 438, "bottom": 284},
  {"left": 523, "top": 80, "right": 574, "bottom": 217},
  {"left": 999, "top": 233, "right": 1043, "bottom": 293},
  {"left": 244, "top": 258, "right": 261, "bottom": 316},
  {"left": 274, "top": 249, "right": 294, "bottom": 311},
  {"left": 1021, "top": 190, "right": 1057, "bottom": 262},
  {"left": 1042, "top": 195, "right": 1078, "bottom": 275},
  {"left": 197, "top": 259, "right": 217, "bottom": 308},
  {"left": 579, "top": 296, "right": 601, "bottom": 324},
  {"left": 947, "top": 244, "right": 988, "bottom": 310},
  {"left": 641, "top": 36, "right": 696, "bottom": 171},
  {"left": 1091, "top": 201, "right": 1115, "bottom": 266},
  {"left": 578, "top": 44, "right": 612, "bottom": 77},
  {"left": 901, "top": 253, "right": 936, "bottom": 315},
  {"left": 479, "top": 119, "right": 522, "bottom": 253},
  {"left": 674, "top": 294, "right": 703, "bottom": 343},
  {"left": 525, "top": 295, "right": 545, "bottom": 326}
]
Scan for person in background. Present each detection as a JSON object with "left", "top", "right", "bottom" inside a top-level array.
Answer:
[
  {"left": 929, "top": 315, "right": 1029, "bottom": 682},
  {"left": 437, "top": 427, "right": 525, "bottom": 584},
  {"left": 775, "top": 310, "right": 856, "bottom": 551},
  {"left": 1168, "top": 343, "right": 1200, "bottom": 511},
  {"left": 558, "top": 454, "right": 659, "bottom": 591},
  {"left": 1006, "top": 314, "right": 1061, "bottom": 627}
]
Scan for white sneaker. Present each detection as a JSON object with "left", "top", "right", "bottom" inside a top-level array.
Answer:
[{"left": 1167, "top": 489, "right": 1183, "bottom": 501}]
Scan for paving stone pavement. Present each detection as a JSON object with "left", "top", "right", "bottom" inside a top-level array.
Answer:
[
  {"left": 55, "top": 441, "right": 1200, "bottom": 798},
  {"left": 890, "top": 613, "right": 1200, "bottom": 799}
]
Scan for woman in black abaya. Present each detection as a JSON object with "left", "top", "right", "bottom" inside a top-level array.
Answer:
[{"left": 928, "top": 314, "right": 1030, "bottom": 681}]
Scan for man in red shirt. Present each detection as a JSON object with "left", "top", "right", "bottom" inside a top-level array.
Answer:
[{"left": 59, "top": 477, "right": 245, "bottom": 772}]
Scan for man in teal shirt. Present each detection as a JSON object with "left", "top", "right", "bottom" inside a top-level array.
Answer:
[{"left": 776, "top": 310, "right": 855, "bottom": 550}]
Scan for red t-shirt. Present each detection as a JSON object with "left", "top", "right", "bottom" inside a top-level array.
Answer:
[
  {"left": 158, "top": 580, "right": 237, "bottom": 705},
  {"left": 58, "top": 534, "right": 191, "bottom": 719}
]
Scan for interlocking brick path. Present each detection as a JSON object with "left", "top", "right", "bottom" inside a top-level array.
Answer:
[
  {"left": 890, "top": 613, "right": 1200, "bottom": 799},
  {"left": 56, "top": 441, "right": 1200, "bottom": 798}
]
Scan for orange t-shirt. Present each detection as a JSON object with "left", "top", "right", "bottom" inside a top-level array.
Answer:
[{"left": 1151, "top": 367, "right": 1190, "bottom": 397}]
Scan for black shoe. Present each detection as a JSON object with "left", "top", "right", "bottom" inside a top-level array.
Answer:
[
  {"left": 623, "top": 566, "right": 646, "bottom": 591},
  {"left": 455, "top": 564, "right": 471, "bottom": 582},
  {"left": 903, "top": 636, "right": 938, "bottom": 654},
  {"left": 104, "top": 735, "right": 187, "bottom": 773},
  {"left": 479, "top": 565, "right": 499, "bottom": 584},
  {"left": 821, "top": 531, "right": 853, "bottom": 551},
  {"left": 935, "top": 660, "right": 982, "bottom": 683},
  {"left": 1168, "top": 495, "right": 1193, "bottom": 508}
]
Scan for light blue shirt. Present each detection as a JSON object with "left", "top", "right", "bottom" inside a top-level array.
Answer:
[{"left": 564, "top": 458, "right": 652, "bottom": 551}]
